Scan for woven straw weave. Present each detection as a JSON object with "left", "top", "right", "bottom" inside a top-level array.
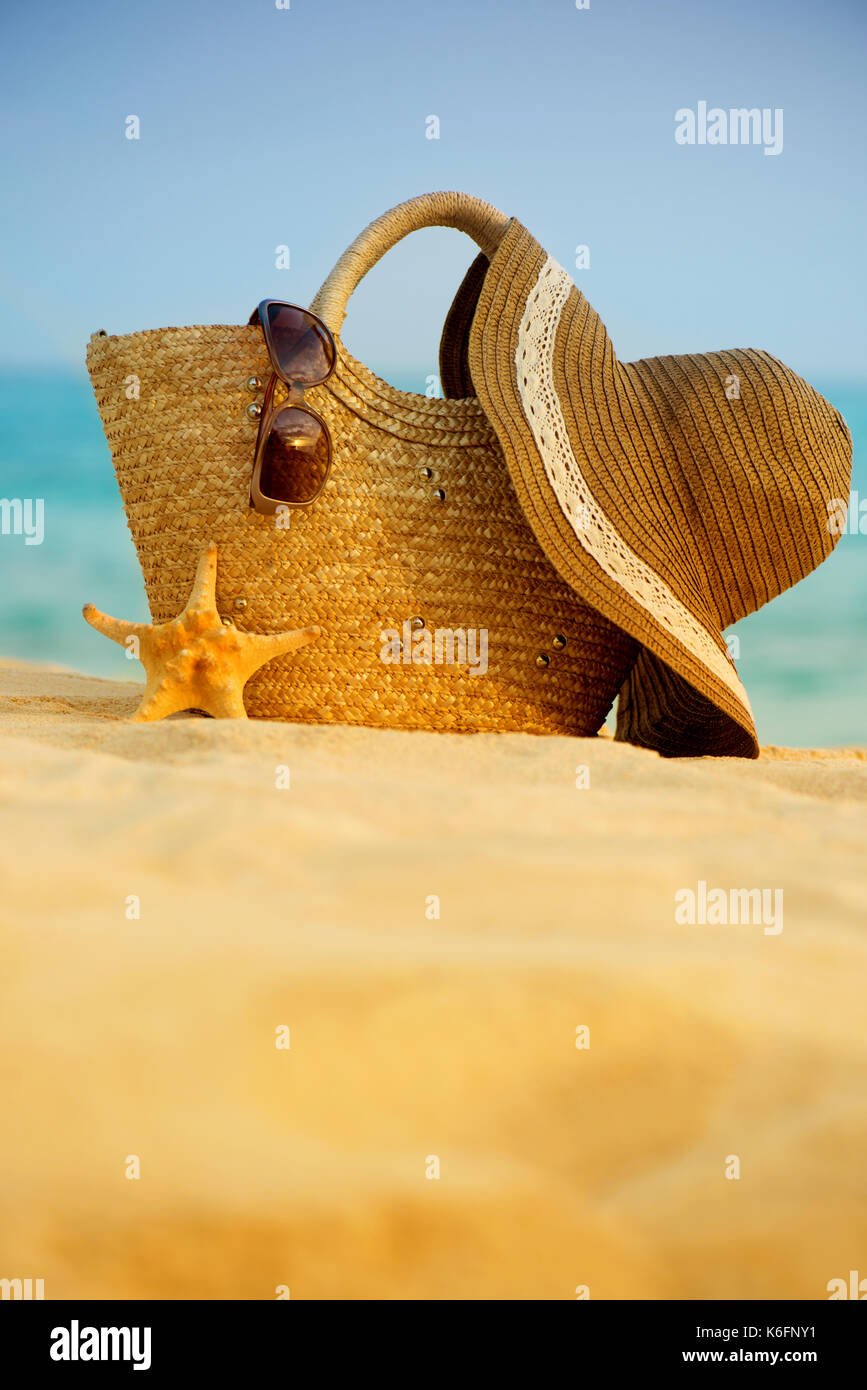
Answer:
[{"left": 86, "top": 194, "right": 638, "bottom": 733}]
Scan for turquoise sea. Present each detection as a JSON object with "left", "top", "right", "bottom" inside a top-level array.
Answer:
[{"left": 0, "top": 368, "right": 864, "bottom": 747}]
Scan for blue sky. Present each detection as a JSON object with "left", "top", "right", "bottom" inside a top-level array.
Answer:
[{"left": 1, "top": 0, "right": 865, "bottom": 386}]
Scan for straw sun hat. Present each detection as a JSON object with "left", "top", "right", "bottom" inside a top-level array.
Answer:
[{"left": 438, "top": 215, "right": 853, "bottom": 758}]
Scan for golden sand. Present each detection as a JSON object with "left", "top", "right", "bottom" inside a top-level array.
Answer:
[{"left": 0, "top": 661, "right": 864, "bottom": 1299}]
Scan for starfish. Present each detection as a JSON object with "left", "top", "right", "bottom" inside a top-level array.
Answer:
[{"left": 83, "top": 542, "right": 320, "bottom": 721}]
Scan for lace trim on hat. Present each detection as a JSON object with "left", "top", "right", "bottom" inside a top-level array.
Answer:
[{"left": 515, "top": 257, "right": 751, "bottom": 713}]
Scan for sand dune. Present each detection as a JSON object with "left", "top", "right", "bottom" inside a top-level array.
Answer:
[{"left": 0, "top": 660, "right": 865, "bottom": 1299}]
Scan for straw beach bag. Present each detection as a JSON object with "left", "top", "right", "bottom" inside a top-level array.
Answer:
[
  {"left": 87, "top": 191, "right": 850, "bottom": 753},
  {"left": 85, "top": 193, "right": 639, "bottom": 737}
]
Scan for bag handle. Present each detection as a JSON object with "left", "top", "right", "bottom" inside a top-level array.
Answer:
[{"left": 310, "top": 191, "right": 510, "bottom": 334}]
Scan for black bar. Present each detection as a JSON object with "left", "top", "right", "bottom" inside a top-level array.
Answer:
[{"left": 1, "top": 1299, "right": 862, "bottom": 1373}]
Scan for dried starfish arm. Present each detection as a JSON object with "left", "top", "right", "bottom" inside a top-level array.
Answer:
[
  {"left": 81, "top": 605, "right": 151, "bottom": 649},
  {"left": 236, "top": 625, "right": 321, "bottom": 680},
  {"left": 185, "top": 541, "right": 220, "bottom": 616}
]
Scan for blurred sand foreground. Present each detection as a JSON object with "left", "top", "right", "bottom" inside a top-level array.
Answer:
[{"left": 0, "top": 659, "right": 865, "bottom": 1301}]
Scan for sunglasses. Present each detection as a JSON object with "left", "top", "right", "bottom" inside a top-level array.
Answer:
[{"left": 247, "top": 300, "right": 337, "bottom": 514}]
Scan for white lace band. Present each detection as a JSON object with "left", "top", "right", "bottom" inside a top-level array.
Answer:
[{"left": 515, "top": 257, "right": 751, "bottom": 714}]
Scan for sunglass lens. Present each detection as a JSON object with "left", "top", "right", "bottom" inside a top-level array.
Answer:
[
  {"left": 259, "top": 407, "right": 330, "bottom": 505},
  {"left": 265, "top": 303, "right": 335, "bottom": 385}
]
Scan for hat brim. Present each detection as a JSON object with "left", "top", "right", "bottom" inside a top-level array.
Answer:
[{"left": 463, "top": 220, "right": 760, "bottom": 758}]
